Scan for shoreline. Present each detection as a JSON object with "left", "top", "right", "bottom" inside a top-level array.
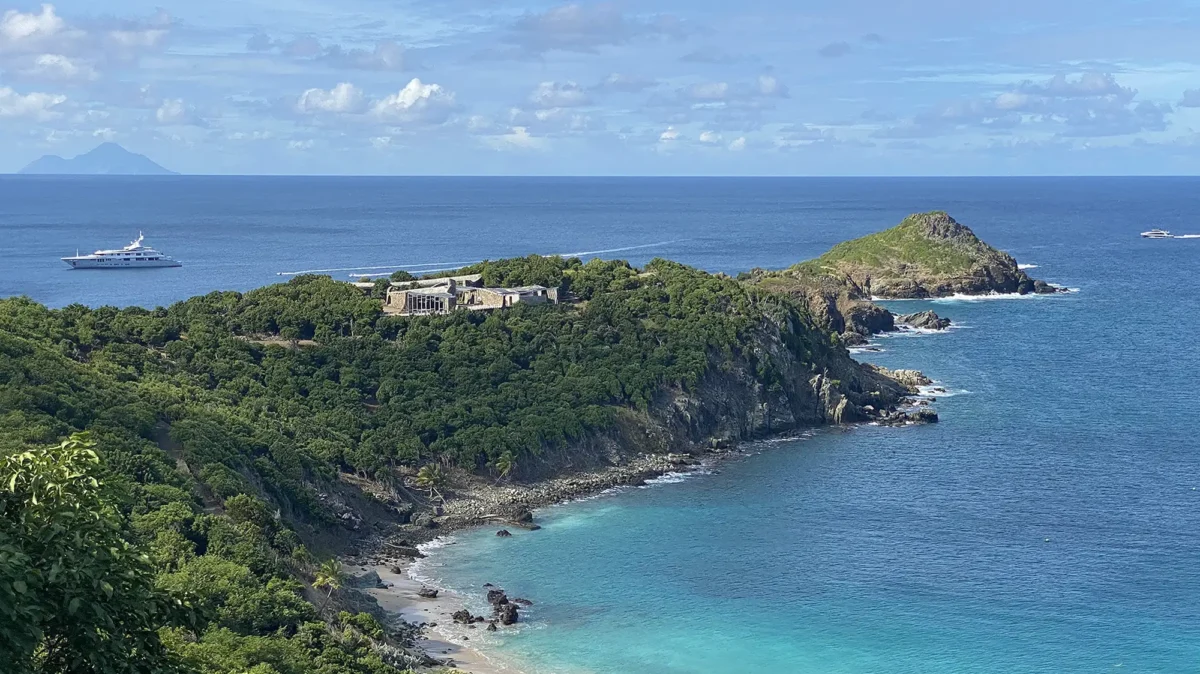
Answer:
[{"left": 348, "top": 426, "right": 914, "bottom": 673}]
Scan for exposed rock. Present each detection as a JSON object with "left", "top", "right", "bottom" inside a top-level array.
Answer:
[
  {"left": 386, "top": 545, "right": 426, "bottom": 559},
  {"left": 873, "top": 367, "right": 932, "bottom": 390},
  {"left": 347, "top": 570, "right": 387, "bottom": 590},
  {"left": 496, "top": 603, "right": 519, "bottom": 625},
  {"left": 486, "top": 589, "right": 509, "bottom": 606},
  {"left": 417, "top": 587, "right": 439, "bottom": 599},
  {"left": 511, "top": 598, "right": 533, "bottom": 606},
  {"left": 840, "top": 331, "right": 868, "bottom": 346},
  {"left": 495, "top": 530, "right": 512, "bottom": 537},
  {"left": 451, "top": 609, "right": 475, "bottom": 624},
  {"left": 916, "top": 409, "right": 940, "bottom": 423},
  {"left": 844, "top": 301, "right": 895, "bottom": 335},
  {"left": 486, "top": 621, "right": 498, "bottom": 632},
  {"left": 898, "top": 310, "right": 951, "bottom": 330},
  {"left": 411, "top": 513, "right": 436, "bottom": 529}
]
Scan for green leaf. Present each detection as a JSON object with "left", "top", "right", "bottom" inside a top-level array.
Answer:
[{"left": 13, "top": 580, "right": 27, "bottom": 594}]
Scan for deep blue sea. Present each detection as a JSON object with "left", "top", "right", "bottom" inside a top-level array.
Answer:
[{"left": 3, "top": 176, "right": 1199, "bottom": 673}]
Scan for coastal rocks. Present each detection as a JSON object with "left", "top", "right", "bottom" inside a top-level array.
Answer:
[
  {"left": 840, "top": 331, "right": 868, "bottom": 346},
  {"left": 486, "top": 589, "right": 508, "bottom": 606},
  {"left": 496, "top": 529, "right": 512, "bottom": 537},
  {"left": 451, "top": 609, "right": 474, "bottom": 625},
  {"left": 417, "top": 587, "right": 439, "bottom": 599},
  {"left": 384, "top": 543, "right": 426, "bottom": 559},
  {"left": 873, "top": 367, "right": 933, "bottom": 390},
  {"left": 879, "top": 408, "right": 940, "bottom": 426},
  {"left": 347, "top": 570, "right": 387, "bottom": 590},
  {"left": 486, "top": 621, "right": 497, "bottom": 632},
  {"left": 843, "top": 302, "right": 896, "bottom": 336},
  {"left": 496, "top": 603, "right": 519, "bottom": 625},
  {"left": 511, "top": 598, "right": 533, "bottom": 606},
  {"left": 897, "top": 310, "right": 951, "bottom": 331}
]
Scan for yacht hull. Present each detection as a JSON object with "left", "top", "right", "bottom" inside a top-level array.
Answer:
[{"left": 63, "top": 258, "right": 183, "bottom": 269}]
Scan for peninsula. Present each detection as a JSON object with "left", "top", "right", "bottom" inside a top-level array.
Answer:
[{"left": 0, "top": 212, "right": 1059, "bottom": 674}]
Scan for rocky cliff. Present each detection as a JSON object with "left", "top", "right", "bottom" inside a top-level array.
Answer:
[{"left": 510, "top": 310, "right": 918, "bottom": 482}]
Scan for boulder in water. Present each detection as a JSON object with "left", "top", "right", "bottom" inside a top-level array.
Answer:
[{"left": 898, "top": 310, "right": 951, "bottom": 330}]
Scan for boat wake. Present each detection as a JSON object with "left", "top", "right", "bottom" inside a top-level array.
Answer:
[
  {"left": 278, "top": 240, "right": 682, "bottom": 277},
  {"left": 1018, "top": 263, "right": 1039, "bottom": 269}
]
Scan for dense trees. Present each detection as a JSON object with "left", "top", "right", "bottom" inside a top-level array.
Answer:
[{"left": 0, "top": 254, "right": 835, "bottom": 673}]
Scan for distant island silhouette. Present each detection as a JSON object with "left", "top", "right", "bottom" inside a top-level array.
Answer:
[{"left": 18, "top": 143, "right": 177, "bottom": 176}]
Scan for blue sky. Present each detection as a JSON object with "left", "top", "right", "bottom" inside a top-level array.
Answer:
[{"left": 2, "top": 0, "right": 1200, "bottom": 175}]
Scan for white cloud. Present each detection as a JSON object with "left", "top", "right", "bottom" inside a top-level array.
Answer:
[
  {"left": 370, "top": 135, "right": 392, "bottom": 148},
  {"left": 0, "top": 4, "right": 66, "bottom": 50},
  {"left": 729, "top": 136, "right": 746, "bottom": 151},
  {"left": 288, "top": 139, "right": 314, "bottom": 150},
  {"left": 370, "top": 78, "right": 455, "bottom": 122},
  {"left": 296, "top": 82, "right": 365, "bottom": 114},
  {"left": 10, "top": 52, "right": 97, "bottom": 82},
  {"left": 531, "top": 81, "right": 590, "bottom": 108},
  {"left": 0, "top": 85, "right": 65, "bottom": 119},
  {"left": 92, "top": 127, "right": 115, "bottom": 140},
  {"left": 484, "top": 126, "right": 546, "bottom": 151},
  {"left": 687, "top": 82, "right": 730, "bottom": 102},
  {"left": 595, "top": 72, "right": 657, "bottom": 93},
  {"left": 699, "top": 130, "right": 722, "bottom": 144},
  {"left": 155, "top": 97, "right": 197, "bottom": 125},
  {"left": 659, "top": 126, "right": 680, "bottom": 142},
  {"left": 106, "top": 28, "right": 166, "bottom": 50},
  {"left": 757, "top": 74, "right": 788, "bottom": 98},
  {"left": 994, "top": 92, "right": 1031, "bottom": 110}
]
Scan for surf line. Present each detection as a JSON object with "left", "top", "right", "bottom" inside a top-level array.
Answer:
[{"left": 276, "top": 240, "right": 683, "bottom": 277}]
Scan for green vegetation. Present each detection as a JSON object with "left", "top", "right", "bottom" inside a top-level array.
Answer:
[
  {"left": 0, "top": 254, "right": 841, "bottom": 673},
  {"left": 793, "top": 211, "right": 977, "bottom": 278}
]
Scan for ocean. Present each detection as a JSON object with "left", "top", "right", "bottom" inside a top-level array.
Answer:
[{"left": 3, "top": 176, "right": 1199, "bottom": 673}]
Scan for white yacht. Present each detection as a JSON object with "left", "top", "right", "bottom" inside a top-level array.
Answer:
[
  {"left": 1141, "top": 228, "right": 1173, "bottom": 239},
  {"left": 62, "top": 233, "right": 182, "bottom": 269}
]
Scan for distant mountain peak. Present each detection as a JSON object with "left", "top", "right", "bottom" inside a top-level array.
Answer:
[{"left": 18, "top": 143, "right": 177, "bottom": 176}]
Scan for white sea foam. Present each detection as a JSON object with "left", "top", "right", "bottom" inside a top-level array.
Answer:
[
  {"left": 1018, "top": 263, "right": 1039, "bottom": 269},
  {"left": 1176, "top": 234, "right": 1200, "bottom": 239},
  {"left": 917, "top": 383, "right": 971, "bottom": 398}
]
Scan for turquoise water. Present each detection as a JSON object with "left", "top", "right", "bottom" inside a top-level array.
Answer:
[
  {"left": 412, "top": 191, "right": 1200, "bottom": 671},
  {"left": 3, "top": 176, "right": 1199, "bottom": 673}
]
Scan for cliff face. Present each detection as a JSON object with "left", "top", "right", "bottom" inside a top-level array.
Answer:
[
  {"left": 512, "top": 312, "right": 914, "bottom": 481},
  {"left": 752, "top": 211, "right": 1062, "bottom": 341}
]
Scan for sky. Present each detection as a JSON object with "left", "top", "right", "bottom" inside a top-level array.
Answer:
[{"left": 2, "top": 0, "right": 1200, "bottom": 175}]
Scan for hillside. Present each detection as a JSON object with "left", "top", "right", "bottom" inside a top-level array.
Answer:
[
  {"left": 0, "top": 255, "right": 920, "bottom": 673},
  {"left": 791, "top": 211, "right": 1057, "bottom": 298},
  {"left": 752, "top": 211, "right": 1061, "bottom": 343},
  {"left": 18, "top": 142, "right": 177, "bottom": 175}
]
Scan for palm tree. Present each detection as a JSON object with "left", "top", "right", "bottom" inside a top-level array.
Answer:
[
  {"left": 415, "top": 464, "right": 446, "bottom": 501},
  {"left": 313, "top": 559, "right": 345, "bottom": 600},
  {"left": 494, "top": 451, "right": 516, "bottom": 480}
]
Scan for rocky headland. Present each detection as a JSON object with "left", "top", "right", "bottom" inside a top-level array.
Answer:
[
  {"left": 752, "top": 211, "right": 1063, "bottom": 344},
  {"left": 332, "top": 211, "right": 1057, "bottom": 672}
]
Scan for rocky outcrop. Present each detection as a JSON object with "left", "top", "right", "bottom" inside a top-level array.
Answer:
[
  {"left": 897, "top": 310, "right": 951, "bottom": 330},
  {"left": 795, "top": 212, "right": 1063, "bottom": 299}
]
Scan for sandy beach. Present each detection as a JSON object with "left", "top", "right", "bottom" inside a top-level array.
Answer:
[{"left": 363, "top": 560, "right": 523, "bottom": 674}]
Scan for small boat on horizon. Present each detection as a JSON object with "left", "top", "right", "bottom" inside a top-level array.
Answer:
[
  {"left": 1141, "top": 228, "right": 1173, "bottom": 239},
  {"left": 62, "top": 233, "right": 182, "bottom": 268}
]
